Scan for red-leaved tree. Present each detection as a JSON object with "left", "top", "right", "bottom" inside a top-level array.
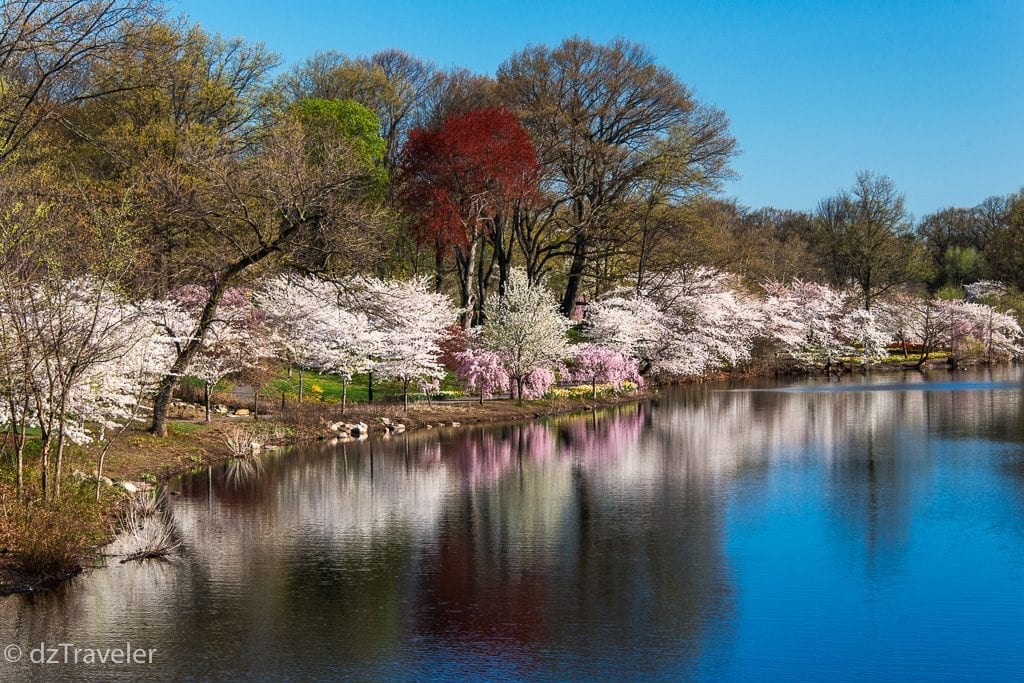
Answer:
[{"left": 399, "top": 108, "right": 540, "bottom": 327}]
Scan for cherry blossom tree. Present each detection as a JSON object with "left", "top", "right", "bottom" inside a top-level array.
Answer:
[
  {"left": 841, "top": 307, "right": 891, "bottom": 365},
  {"left": 480, "top": 270, "right": 570, "bottom": 404},
  {"left": 654, "top": 268, "right": 765, "bottom": 374},
  {"left": 583, "top": 293, "right": 667, "bottom": 374},
  {"left": 762, "top": 280, "right": 854, "bottom": 371},
  {"left": 254, "top": 274, "right": 329, "bottom": 403},
  {"left": 318, "top": 307, "right": 382, "bottom": 413},
  {"left": 172, "top": 285, "right": 271, "bottom": 420},
  {"left": 351, "top": 276, "right": 457, "bottom": 410},
  {"left": 586, "top": 268, "right": 763, "bottom": 378},
  {"left": 568, "top": 344, "right": 644, "bottom": 398},
  {"left": 257, "top": 273, "right": 384, "bottom": 412},
  {"left": 930, "top": 299, "right": 1022, "bottom": 366},
  {"left": 519, "top": 367, "right": 556, "bottom": 400},
  {"left": 454, "top": 348, "right": 510, "bottom": 404},
  {"left": 0, "top": 277, "right": 179, "bottom": 498}
]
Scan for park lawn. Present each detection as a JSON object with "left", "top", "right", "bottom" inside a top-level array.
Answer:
[{"left": 261, "top": 367, "right": 463, "bottom": 404}]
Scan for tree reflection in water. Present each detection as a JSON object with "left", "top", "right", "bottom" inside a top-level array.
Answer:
[{"left": 3, "top": 368, "right": 1024, "bottom": 680}]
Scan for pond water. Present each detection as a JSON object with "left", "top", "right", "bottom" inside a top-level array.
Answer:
[{"left": 3, "top": 368, "right": 1024, "bottom": 680}]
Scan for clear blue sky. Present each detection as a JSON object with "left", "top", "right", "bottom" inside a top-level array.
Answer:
[{"left": 171, "top": 0, "right": 1023, "bottom": 218}]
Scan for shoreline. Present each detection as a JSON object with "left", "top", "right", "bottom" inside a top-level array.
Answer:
[
  {"left": 0, "top": 389, "right": 654, "bottom": 597},
  {"left": 0, "top": 359, "right": 999, "bottom": 597}
]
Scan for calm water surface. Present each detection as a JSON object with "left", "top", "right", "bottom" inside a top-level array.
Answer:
[{"left": 3, "top": 368, "right": 1024, "bottom": 680}]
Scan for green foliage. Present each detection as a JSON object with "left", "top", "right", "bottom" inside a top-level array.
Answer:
[
  {"left": 167, "top": 422, "right": 208, "bottom": 436},
  {"left": 567, "top": 325, "right": 587, "bottom": 344},
  {"left": 264, "top": 367, "right": 459, "bottom": 403},
  {"left": 942, "top": 246, "right": 988, "bottom": 286},
  {"left": 290, "top": 98, "right": 388, "bottom": 192},
  {"left": 936, "top": 284, "right": 966, "bottom": 301},
  {"left": 874, "top": 351, "right": 948, "bottom": 365}
]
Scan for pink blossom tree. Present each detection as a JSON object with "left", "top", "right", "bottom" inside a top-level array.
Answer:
[
  {"left": 454, "top": 348, "right": 510, "bottom": 404},
  {"left": 568, "top": 343, "right": 643, "bottom": 398}
]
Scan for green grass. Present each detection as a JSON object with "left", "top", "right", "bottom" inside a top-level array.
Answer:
[
  {"left": 261, "top": 367, "right": 462, "bottom": 404},
  {"left": 875, "top": 351, "right": 949, "bottom": 365},
  {"left": 167, "top": 422, "right": 209, "bottom": 436}
]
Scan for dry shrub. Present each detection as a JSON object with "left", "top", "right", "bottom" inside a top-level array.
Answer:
[
  {"left": 277, "top": 400, "right": 338, "bottom": 429},
  {"left": 224, "top": 427, "right": 260, "bottom": 458},
  {"left": 0, "top": 491, "right": 106, "bottom": 576},
  {"left": 118, "top": 499, "right": 182, "bottom": 563}
]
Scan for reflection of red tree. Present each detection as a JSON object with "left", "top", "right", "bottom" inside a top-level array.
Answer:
[
  {"left": 416, "top": 521, "right": 548, "bottom": 652},
  {"left": 415, "top": 406, "right": 648, "bottom": 650}
]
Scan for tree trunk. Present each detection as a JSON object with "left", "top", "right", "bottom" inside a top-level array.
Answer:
[
  {"left": 455, "top": 240, "right": 479, "bottom": 329},
  {"left": 298, "top": 368, "right": 304, "bottom": 403},
  {"left": 205, "top": 382, "right": 212, "bottom": 422},
  {"left": 403, "top": 378, "right": 410, "bottom": 412},
  {"left": 54, "top": 388, "right": 72, "bottom": 498},
  {"left": 39, "top": 431, "right": 51, "bottom": 501},
  {"left": 342, "top": 379, "right": 348, "bottom": 415},
  {"left": 367, "top": 371, "right": 374, "bottom": 403},
  {"left": 560, "top": 235, "right": 588, "bottom": 317},
  {"left": 150, "top": 221, "right": 304, "bottom": 436}
]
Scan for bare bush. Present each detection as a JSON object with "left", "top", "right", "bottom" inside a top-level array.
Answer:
[
  {"left": 117, "top": 505, "right": 181, "bottom": 563},
  {"left": 223, "top": 427, "right": 261, "bottom": 458}
]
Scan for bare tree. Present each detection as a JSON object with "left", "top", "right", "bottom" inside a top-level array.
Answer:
[
  {"left": 146, "top": 115, "right": 383, "bottom": 436},
  {"left": 498, "top": 37, "right": 736, "bottom": 314},
  {"left": 815, "top": 171, "right": 926, "bottom": 309},
  {"left": 0, "top": 0, "right": 158, "bottom": 161}
]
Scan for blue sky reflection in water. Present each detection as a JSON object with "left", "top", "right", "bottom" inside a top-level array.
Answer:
[{"left": 2, "top": 368, "right": 1024, "bottom": 680}]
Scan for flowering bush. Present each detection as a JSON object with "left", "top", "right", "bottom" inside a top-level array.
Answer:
[{"left": 549, "top": 385, "right": 599, "bottom": 400}]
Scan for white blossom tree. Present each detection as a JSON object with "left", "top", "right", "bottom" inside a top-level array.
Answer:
[
  {"left": 171, "top": 286, "right": 272, "bottom": 420},
  {"left": 350, "top": 276, "right": 456, "bottom": 410},
  {"left": 257, "top": 273, "right": 385, "bottom": 411},
  {"left": 762, "top": 280, "right": 873, "bottom": 371},
  {"left": 0, "top": 277, "right": 179, "bottom": 498},
  {"left": 480, "top": 270, "right": 570, "bottom": 404},
  {"left": 586, "top": 268, "right": 763, "bottom": 377},
  {"left": 254, "top": 275, "right": 329, "bottom": 403}
]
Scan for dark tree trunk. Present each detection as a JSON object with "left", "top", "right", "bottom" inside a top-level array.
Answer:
[
  {"left": 151, "top": 217, "right": 305, "bottom": 437},
  {"left": 560, "top": 235, "right": 588, "bottom": 317}
]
